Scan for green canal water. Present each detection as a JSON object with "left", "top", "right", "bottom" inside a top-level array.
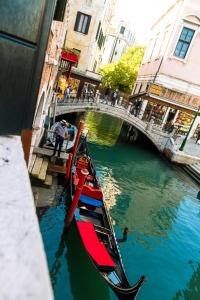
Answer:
[{"left": 39, "top": 112, "right": 200, "bottom": 300}]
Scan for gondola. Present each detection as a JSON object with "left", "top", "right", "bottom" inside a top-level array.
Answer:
[{"left": 69, "top": 137, "right": 145, "bottom": 299}]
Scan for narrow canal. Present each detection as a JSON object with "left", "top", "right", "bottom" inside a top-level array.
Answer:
[{"left": 39, "top": 112, "right": 200, "bottom": 300}]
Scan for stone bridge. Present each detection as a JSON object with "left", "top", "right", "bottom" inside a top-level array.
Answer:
[{"left": 55, "top": 99, "right": 200, "bottom": 164}]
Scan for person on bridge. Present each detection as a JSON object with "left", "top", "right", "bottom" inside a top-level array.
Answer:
[
  {"left": 64, "top": 85, "right": 71, "bottom": 102},
  {"left": 111, "top": 89, "right": 119, "bottom": 106},
  {"left": 52, "top": 120, "right": 69, "bottom": 157},
  {"left": 104, "top": 87, "right": 110, "bottom": 104}
]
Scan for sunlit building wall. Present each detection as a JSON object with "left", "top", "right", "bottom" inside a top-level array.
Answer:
[
  {"left": 29, "top": 0, "right": 72, "bottom": 163},
  {"left": 65, "top": 0, "right": 117, "bottom": 76},
  {"left": 101, "top": 20, "right": 136, "bottom": 65},
  {"left": 132, "top": 0, "right": 200, "bottom": 137}
]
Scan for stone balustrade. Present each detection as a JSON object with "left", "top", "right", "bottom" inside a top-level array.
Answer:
[{"left": 0, "top": 136, "right": 53, "bottom": 300}]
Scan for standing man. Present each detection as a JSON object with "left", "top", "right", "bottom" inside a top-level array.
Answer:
[
  {"left": 111, "top": 89, "right": 119, "bottom": 106},
  {"left": 104, "top": 87, "right": 110, "bottom": 104},
  {"left": 64, "top": 85, "right": 71, "bottom": 102},
  {"left": 52, "top": 120, "right": 69, "bottom": 157}
]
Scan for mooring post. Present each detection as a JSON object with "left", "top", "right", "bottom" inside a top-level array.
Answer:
[
  {"left": 66, "top": 153, "right": 73, "bottom": 182},
  {"left": 72, "top": 120, "right": 84, "bottom": 157},
  {"left": 65, "top": 169, "right": 89, "bottom": 228}
]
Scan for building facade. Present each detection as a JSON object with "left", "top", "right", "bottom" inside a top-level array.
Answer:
[
  {"left": 101, "top": 20, "right": 135, "bottom": 65},
  {"left": 63, "top": 0, "right": 117, "bottom": 97},
  {"left": 131, "top": 0, "right": 200, "bottom": 137},
  {"left": 30, "top": 0, "right": 72, "bottom": 159}
]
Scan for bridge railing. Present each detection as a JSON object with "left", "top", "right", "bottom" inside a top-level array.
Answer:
[{"left": 55, "top": 96, "right": 181, "bottom": 152}]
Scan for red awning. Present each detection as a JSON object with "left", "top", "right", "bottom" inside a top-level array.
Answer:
[
  {"left": 61, "top": 51, "right": 79, "bottom": 63},
  {"left": 77, "top": 221, "right": 115, "bottom": 268}
]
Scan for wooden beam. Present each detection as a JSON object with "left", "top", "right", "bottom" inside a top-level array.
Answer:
[
  {"left": 29, "top": 154, "right": 37, "bottom": 173},
  {"left": 44, "top": 175, "right": 53, "bottom": 186},
  {"left": 33, "top": 147, "right": 69, "bottom": 160},
  {"left": 48, "top": 163, "right": 67, "bottom": 174},
  {"left": 31, "top": 157, "right": 43, "bottom": 177},
  {"left": 38, "top": 159, "right": 49, "bottom": 181}
]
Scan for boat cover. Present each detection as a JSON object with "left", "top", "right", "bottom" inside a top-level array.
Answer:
[
  {"left": 80, "top": 194, "right": 102, "bottom": 207},
  {"left": 77, "top": 221, "right": 115, "bottom": 268}
]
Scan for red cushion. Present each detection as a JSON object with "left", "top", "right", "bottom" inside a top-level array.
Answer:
[
  {"left": 82, "top": 185, "right": 103, "bottom": 200},
  {"left": 77, "top": 221, "right": 115, "bottom": 268}
]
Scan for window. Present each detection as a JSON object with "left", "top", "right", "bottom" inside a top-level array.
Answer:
[
  {"left": 74, "top": 12, "right": 91, "bottom": 34},
  {"left": 149, "top": 38, "right": 158, "bottom": 60},
  {"left": 120, "top": 26, "right": 125, "bottom": 34},
  {"left": 54, "top": 0, "right": 68, "bottom": 21},
  {"left": 174, "top": 27, "right": 195, "bottom": 59},
  {"left": 97, "top": 29, "right": 105, "bottom": 49}
]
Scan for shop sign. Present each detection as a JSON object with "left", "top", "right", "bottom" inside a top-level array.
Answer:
[{"left": 149, "top": 84, "right": 200, "bottom": 109}]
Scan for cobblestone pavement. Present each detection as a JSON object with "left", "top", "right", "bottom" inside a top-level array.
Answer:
[{"left": 174, "top": 137, "right": 200, "bottom": 158}]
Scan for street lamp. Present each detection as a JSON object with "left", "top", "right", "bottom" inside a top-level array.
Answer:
[{"left": 179, "top": 105, "right": 200, "bottom": 151}]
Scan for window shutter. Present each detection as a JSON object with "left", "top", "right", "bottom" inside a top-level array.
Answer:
[
  {"left": 96, "top": 21, "right": 101, "bottom": 40},
  {"left": 74, "top": 12, "right": 81, "bottom": 31},
  {"left": 85, "top": 15, "right": 91, "bottom": 34},
  {"left": 54, "top": 0, "right": 68, "bottom": 22}
]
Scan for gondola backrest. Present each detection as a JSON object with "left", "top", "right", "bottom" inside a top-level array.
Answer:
[{"left": 82, "top": 185, "right": 103, "bottom": 200}]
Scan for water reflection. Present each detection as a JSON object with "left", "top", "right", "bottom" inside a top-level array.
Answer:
[
  {"left": 84, "top": 112, "right": 123, "bottom": 146},
  {"left": 174, "top": 264, "right": 200, "bottom": 299}
]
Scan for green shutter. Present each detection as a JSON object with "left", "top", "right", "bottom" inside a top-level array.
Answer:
[
  {"left": 74, "top": 11, "right": 81, "bottom": 31},
  {"left": 85, "top": 15, "right": 91, "bottom": 34},
  {"left": 96, "top": 21, "right": 101, "bottom": 40}
]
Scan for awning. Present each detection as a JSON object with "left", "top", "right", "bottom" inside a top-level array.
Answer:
[{"left": 130, "top": 92, "right": 198, "bottom": 114}]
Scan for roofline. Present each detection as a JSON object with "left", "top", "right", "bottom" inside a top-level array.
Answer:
[{"left": 151, "top": 0, "right": 183, "bottom": 30}]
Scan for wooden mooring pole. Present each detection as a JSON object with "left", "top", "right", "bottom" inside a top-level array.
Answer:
[
  {"left": 66, "top": 153, "right": 73, "bottom": 182},
  {"left": 65, "top": 169, "right": 89, "bottom": 228},
  {"left": 72, "top": 120, "right": 84, "bottom": 157}
]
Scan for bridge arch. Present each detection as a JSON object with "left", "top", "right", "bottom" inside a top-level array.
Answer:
[{"left": 55, "top": 102, "right": 166, "bottom": 151}]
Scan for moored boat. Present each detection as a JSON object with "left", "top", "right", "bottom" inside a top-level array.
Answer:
[
  {"left": 47, "top": 121, "right": 78, "bottom": 151},
  {"left": 69, "top": 137, "right": 145, "bottom": 299}
]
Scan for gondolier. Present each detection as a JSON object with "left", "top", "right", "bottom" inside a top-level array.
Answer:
[{"left": 52, "top": 120, "right": 69, "bottom": 157}]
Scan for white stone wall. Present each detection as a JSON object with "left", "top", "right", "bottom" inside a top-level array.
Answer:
[{"left": 0, "top": 136, "right": 53, "bottom": 300}]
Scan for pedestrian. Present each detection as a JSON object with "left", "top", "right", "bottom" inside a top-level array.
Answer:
[
  {"left": 195, "top": 130, "right": 200, "bottom": 144},
  {"left": 111, "top": 89, "right": 118, "bottom": 106},
  {"left": 81, "top": 85, "right": 87, "bottom": 100},
  {"left": 104, "top": 87, "right": 110, "bottom": 104},
  {"left": 52, "top": 120, "right": 69, "bottom": 157},
  {"left": 134, "top": 99, "right": 141, "bottom": 117},
  {"left": 64, "top": 85, "right": 71, "bottom": 102}
]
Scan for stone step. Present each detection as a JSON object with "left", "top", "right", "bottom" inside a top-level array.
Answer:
[
  {"left": 183, "top": 165, "right": 200, "bottom": 185},
  {"left": 38, "top": 159, "right": 49, "bottom": 181},
  {"left": 31, "top": 157, "right": 43, "bottom": 177}
]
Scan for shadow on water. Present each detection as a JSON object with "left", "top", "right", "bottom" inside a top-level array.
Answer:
[{"left": 49, "top": 221, "right": 110, "bottom": 300}]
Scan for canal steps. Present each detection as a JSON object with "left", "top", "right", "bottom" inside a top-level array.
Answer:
[
  {"left": 182, "top": 163, "right": 200, "bottom": 185},
  {"left": 29, "top": 147, "right": 69, "bottom": 188}
]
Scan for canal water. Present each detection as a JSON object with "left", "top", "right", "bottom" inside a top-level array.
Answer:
[{"left": 39, "top": 112, "right": 200, "bottom": 300}]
